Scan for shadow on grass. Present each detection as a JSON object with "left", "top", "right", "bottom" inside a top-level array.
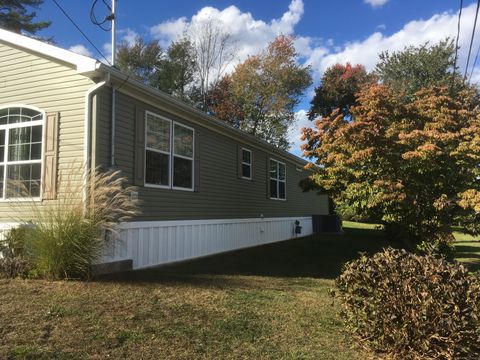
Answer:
[{"left": 102, "top": 225, "right": 396, "bottom": 283}]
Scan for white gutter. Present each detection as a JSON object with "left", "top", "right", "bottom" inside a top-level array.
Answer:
[
  {"left": 83, "top": 81, "right": 107, "bottom": 210},
  {"left": 110, "top": 88, "right": 116, "bottom": 167}
]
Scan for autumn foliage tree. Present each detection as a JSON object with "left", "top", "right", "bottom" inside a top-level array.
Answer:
[
  {"left": 308, "top": 63, "right": 375, "bottom": 119},
  {"left": 209, "top": 35, "right": 311, "bottom": 149},
  {"left": 206, "top": 75, "right": 243, "bottom": 127},
  {"left": 302, "top": 85, "right": 480, "bottom": 248}
]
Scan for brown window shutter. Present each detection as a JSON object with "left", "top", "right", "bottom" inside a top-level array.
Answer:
[
  {"left": 42, "top": 112, "right": 59, "bottom": 200},
  {"left": 134, "top": 106, "right": 145, "bottom": 186}
]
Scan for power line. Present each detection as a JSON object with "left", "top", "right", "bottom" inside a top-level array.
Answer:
[
  {"left": 464, "top": 0, "right": 480, "bottom": 82},
  {"left": 468, "top": 36, "right": 480, "bottom": 82},
  {"left": 452, "top": 0, "right": 463, "bottom": 76},
  {"left": 51, "top": 0, "right": 111, "bottom": 65}
]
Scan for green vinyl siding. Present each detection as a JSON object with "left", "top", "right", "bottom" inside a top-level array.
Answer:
[
  {"left": 0, "top": 42, "right": 95, "bottom": 220},
  {"left": 95, "top": 90, "right": 329, "bottom": 221}
]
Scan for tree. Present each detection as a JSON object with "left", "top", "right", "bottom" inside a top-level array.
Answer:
[
  {"left": 375, "top": 40, "right": 463, "bottom": 101},
  {"left": 189, "top": 19, "right": 236, "bottom": 110},
  {"left": 205, "top": 75, "right": 243, "bottom": 127},
  {"left": 225, "top": 35, "right": 311, "bottom": 149},
  {"left": 153, "top": 38, "right": 196, "bottom": 101},
  {"left": 0, "top": 0, "right": 50, "bottom": 35},
  {"left": 308, "top": 63, "right": 375, "bottom": 119},
  {"left": 301, "top": 84, "right": 480, "bottom": 248},
  {"left": 116, "top": 37, "right": 162, "bottom": 85}
]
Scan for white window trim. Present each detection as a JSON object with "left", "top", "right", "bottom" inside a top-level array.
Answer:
[
  {"left": 144, "top": 111, "right": 195, "bottom": 192},
  {"left": 269, "top": 158, "right": 287, "bottom": 201},
  {"left": 0, "top": 105, "right": 45, "bottom": 202},
  {"left": 241, "top": 147, "right": 252, "bottom": 180}
]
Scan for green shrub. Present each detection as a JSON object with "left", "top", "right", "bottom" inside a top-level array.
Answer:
[
  {"left": 13, "top": 168, "right": 139, "bottom": 280},
  {"left": 335, "top": 248, "right": 480, "bottom": 359}
]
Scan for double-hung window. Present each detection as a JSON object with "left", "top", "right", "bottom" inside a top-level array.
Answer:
[
  {"left": 145, "top": 111, "right": 194, "bottom": 191},
  {"left": 0, "top": 106, "right": 43, "bottom": 199},
  {"left": 241, "top": 148, "right": 252, "bottom": 179},
  {"left": 269, "top": 159, "right": 286, "bottom": 200}
]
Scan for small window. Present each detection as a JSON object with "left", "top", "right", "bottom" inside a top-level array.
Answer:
[
  {"left": 241, "top": 148, "right": 252, "bottom": 179},
  {"left": 269, "top": 159, "right": 286, "bottom": 200},
  {"left": 0, "top": 106, "right": 44, "bottom": 199},
  {"left": 145, "top": 111, "right": 194, "bottom": 191}
]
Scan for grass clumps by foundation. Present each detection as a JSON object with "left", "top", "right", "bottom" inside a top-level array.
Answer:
[
  {"left": 2, "top": 168, "right": 139, "bottom": 280},
  {"left": 335, "top": 247, "right": 480, "bottom": 359}
]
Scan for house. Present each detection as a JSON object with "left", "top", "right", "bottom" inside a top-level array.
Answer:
[{"left": 0, "top": 28, "right": 329, "bottom": 272}]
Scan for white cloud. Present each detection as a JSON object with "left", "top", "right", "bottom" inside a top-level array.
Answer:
[
  {"left": 364, "top": 0, "right": 389, "bottom": 8},
  {"left": 118, "top": 28, "right": 139, "bottom": 46},
  {"left": 68, "top": 44, "right": 92, "bottom": 57},
  {"left": 101, "top": 28, "right": 142, "bottom": 64},
  {"left": 102, "top": 42, "right": 112, "bottom": 64},
  {"left": 288, "top": 109, "right": 312, "bottom": 155},
  {"left": 150, "top": 0, "right": 304, "bottom": 63},
  {"left": 305, "top": 3, "right": 480, "bottom": 77}
]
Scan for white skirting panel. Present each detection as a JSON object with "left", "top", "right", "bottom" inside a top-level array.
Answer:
[{"left": 101, "top": 216, "right": 313, "bottom": 270}]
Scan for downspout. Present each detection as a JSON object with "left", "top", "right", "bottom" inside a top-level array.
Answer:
[
  {"left": 84, "top": 80, "right": 107, "bottom": 211},
  {"left": 110, "top": 88, "right": 116, "bottom": 167}
]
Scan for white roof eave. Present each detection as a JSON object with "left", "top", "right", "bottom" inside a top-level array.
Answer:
[{"left": 0, "top": 28, "right": 100, "bottom": 74}]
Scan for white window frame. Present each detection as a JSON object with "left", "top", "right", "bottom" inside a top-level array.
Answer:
[
  {"left": 269, "top": 158, "right": 286, "bottom": 201},
  {"left": 0, "top": 105, "right": 45, "bottom": 202},
  {"left": 241, "top": 147, "right": 252, "bottom": 180},
  {"left": 144, "top": 111, "right": 195, "bottom": 192}
]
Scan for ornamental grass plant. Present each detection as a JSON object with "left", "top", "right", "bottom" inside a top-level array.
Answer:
[{"left": 8, "top": 167, "right": 139, "bottom": 279}]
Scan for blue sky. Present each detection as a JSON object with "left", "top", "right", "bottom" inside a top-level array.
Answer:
[{"left": 35, "top": 0, "right": 478, "bottom": 155}]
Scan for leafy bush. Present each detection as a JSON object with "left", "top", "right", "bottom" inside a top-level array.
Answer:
[
  {"left": 13, "top": 168, "right": 139, "bottom": 280},
  {"left": 335, "top": 248, "right": 480, "bottom": 359}
]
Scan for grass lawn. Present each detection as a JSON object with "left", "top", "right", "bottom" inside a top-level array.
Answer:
[
  {"left": 0, "top": 223, "right": 389, "bottom": 360},
  {"left": 1, "top": 222, "right": 477, "bottom": 359},
  {"left": 453, "top": 228, "right": 480, "bottom": 273}
]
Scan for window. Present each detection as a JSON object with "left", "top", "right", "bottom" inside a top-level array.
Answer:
[
  {"left": 145, "top": 111, "right": 194, "bottom": 191},
  {"left": 269, "top": 159, "right": 286, "bottom": 200},
  {"left": 241, "top": 148, "right": 252, "bottom": 179},
  {"left": 0, "top": 107, "right": 43, "bottom": 199}
]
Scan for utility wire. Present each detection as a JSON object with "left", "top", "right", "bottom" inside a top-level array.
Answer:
[
  {"left": 468, "top": 37, "right": 480, "bottom": 82},
  {"left": 453, "top": 0, "right": 463, "bottom": 77},
  {"left": 51, "top": 0, "right": 111, "bottom": 65},
  {"left": 464, "top": 0, "right": 480, "bottom": 82}
]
